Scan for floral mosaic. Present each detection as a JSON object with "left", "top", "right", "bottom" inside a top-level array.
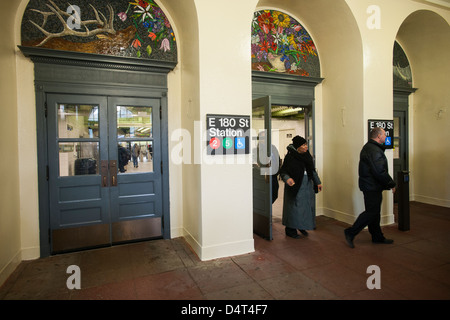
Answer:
[
  {"left": 252, "top": 10, "right": 320, "bottom": 77},
  {"left": 21, "top": 0, "right": 177, "bottom": 62}
]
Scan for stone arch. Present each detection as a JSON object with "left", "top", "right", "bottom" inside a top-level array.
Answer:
[
  {"left": 395, "top": 9, "right": 450, "bottom": 207},
  {"left": 255, "top": 0, "right": 364, "bottom": 222}
]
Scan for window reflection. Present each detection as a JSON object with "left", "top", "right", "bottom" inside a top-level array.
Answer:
[
  {"left": 58, "top": 104, "right": 99, "bottom": 139},
  {"left": 117, "top": 106, "right": 152, "bottom": 138},
  {"left": 117, "top": 141, "right": 153, "bottom": 174},
  {"left": 59, "top": 142, "right": 99, "bottom": 176}
]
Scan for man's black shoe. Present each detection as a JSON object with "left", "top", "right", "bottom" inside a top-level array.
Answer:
[
  {"left": 373, "top": 238, "right": 394, "bottom": 244},
  {"left": 344, "top": 229, "right": 355, "bottom": 248}
]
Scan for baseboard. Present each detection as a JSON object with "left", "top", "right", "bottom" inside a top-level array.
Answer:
[
  {"left": 199, "top": 239, "right": 255, "bottom": 261},
  {"left": 20, "top": 246, "right": 40, "bottom": 261},
  {"left": 321, "top": 207, "right": 395, "bottom": 226},
  {"left": 412, "top": 195, "right": 450, "bottom": 208},
  {"left": 182, "top": 228, "right": 254, "bottom": 261},
  {"left": 0, "top": 250, "right": 22, "bottom": 287},
  {"left": 170, "top": 226, "right": 185, "bottom": 239}
]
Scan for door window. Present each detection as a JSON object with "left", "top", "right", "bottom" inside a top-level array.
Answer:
[
  {"left": 117, "top": 105, "right": 154, "bottom": 173},
  {"left": 57, "top": 103, "right": 100, "bottom": 176}
]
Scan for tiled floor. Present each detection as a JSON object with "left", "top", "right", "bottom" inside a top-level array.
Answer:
[{"left": 1, "top": 201, "right": 449, "bottom": 300}]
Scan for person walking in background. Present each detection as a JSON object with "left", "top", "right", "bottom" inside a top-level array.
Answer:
[
  {"left": 344, "top": 127, "right": 396, "bottom": 248},
  {"left": 280, "top": 135, "right": 322, "bottom": 239},
  {"left": 131, "top": 143, "right": 141, "bottom": 168}
]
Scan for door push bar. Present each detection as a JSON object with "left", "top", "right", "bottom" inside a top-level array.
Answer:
[{"left": 101, "top": 160, "right": 118, "bottom": 187}]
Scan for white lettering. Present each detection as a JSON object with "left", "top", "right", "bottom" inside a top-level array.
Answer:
[
  {"left": 366, "top": 265, "right": 381, "bottom": 289},
  {"left": 239, "top": 118, "right": 249, "bottom": 128},
  {"left": 209, "top": 127, "right": 244, "bottom": 137},
  {"left": 66, "top": 5, "right": 81, "bottom": 30},
  {"left": 366, "top": 5, "right": 381, "bottom": 30},
  {"left": 181, "top": 304, "right": 215, "bottom": 317},
  {"left": 66, "top": 265, "right": 81, "bottom": 289}
]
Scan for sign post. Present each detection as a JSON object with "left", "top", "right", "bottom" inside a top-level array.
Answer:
[
  {"left": 368, "top": 119, "right": 394, "bottom": 149},
  {"left": 206, "top": 114, "right": 250, "bottom": 155}
]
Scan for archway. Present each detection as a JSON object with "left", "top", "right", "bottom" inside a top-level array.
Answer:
[
  {"left": 18, "top": 0, "right": 178, "bottom": 256},
  {"left": 396, "top": 10, "right": 450, "bottom": 207}
]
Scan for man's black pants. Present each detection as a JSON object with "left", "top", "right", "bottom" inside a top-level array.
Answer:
[{"left": 346, "top": 191, "right": 385, "bottom": 242}]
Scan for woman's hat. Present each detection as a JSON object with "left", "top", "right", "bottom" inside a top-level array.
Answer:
[{"left": 292, "top": 135, "right": 307, "bottom": 149}]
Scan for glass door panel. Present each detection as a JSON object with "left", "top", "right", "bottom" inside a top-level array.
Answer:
[
  {"left": 117, "top": 105, "right": 154, "bottom": 174},
  {"left": 108, "top": 97, "right": 163, "bottom": 244},
  {"left": 252, "top": 96, "right": 273, "bottom": 240},
  {"left": 48, "top": 94, "right": 163, "bottom": 253},
  {"left": 47, "top": 94, "right": 110, "bottom": 253}
]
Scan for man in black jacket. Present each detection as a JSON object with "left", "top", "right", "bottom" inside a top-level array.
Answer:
[{"left": 344, "top": 127, "right": 396, "bottom": 248}]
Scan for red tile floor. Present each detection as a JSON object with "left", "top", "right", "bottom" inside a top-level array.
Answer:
[{"left": 1, "top": 201, "right": 449, "bottom": 301}]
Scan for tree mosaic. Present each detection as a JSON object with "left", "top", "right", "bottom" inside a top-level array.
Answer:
[{"left": 21, "top": 0, "right": 177, "bottom": 62}]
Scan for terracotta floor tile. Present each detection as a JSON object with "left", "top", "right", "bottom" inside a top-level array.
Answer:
[
  {"left": 134, "top": 269, "right": 203, "bottom": 300},
  {"left": 257, "top": 272, "right": 338, "bottom": 300},
  {"left": 187, "top": 259, "right": 254, "bottom": 295},
  {"left": 204, "top": 282, "right": 274, "bottom": 300},
  {"left": 301, "top": 262, "right": 369, "bottom": 298},
  {"left": 1, "top": 201, "right": 449, "bottom": 301}
]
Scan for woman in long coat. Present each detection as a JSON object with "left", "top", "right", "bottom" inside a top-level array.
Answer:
[{"left": 280, "top": 136, "right": 323, "bottom": 238}]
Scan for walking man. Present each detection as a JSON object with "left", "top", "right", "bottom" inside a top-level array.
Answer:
[{"left": 345, "top": 127, "right": 396, "bottom": 248}]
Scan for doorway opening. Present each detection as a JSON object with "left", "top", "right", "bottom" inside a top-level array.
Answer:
[
  {"left": 251, "top": 70, "right": 322, "bottom": 240},
  {"left": 20, "top": 46, "right": 175, "bottom": 257}
]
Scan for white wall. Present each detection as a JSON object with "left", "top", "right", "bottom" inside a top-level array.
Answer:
[{"left": 0, "top": 0, "right": 23, "bottom": 286}]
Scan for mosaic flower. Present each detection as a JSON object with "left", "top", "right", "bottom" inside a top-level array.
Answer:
[
  {"left": 272, "top": 11, "right": 290, "bottom": 29},
  {"left": 125, "top": 0, "right": 176, "bottom": 58},
  {"left": 251, "top": 10, "right": 318, "bottom": 75}
]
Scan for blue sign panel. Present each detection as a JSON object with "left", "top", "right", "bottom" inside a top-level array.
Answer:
[
  {"left": 235, "top": 137, "right": 246, "bottom": 150},
  {"left": 368, "top": 119, "right": 394, "bottom": 149},
  {"left": 385, "top": 136, "right": 392, "bottom": 146}
]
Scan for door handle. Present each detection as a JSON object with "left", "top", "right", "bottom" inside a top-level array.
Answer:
[
  {"left": 101, "top": 160, "right": 109, "bottom": 187},
  {"left": 109, "top": 160, "right": 117, "bottom": 187}
]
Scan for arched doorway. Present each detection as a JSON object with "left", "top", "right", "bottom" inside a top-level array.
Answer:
[
  {"left": 251, "top": 9, "right": 322, "bottom": 239},
  {"left": 395, "top": 10, "right": 450, "bottom": 207},
  {"left": 19, "top": 0, "right": 177, "bottom": 256},
  {"left": 393, "top": 40, "right": 416, "bottom": 202}
]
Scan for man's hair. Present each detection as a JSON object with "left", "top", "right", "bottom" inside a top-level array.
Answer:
[{"left": 369, "top": 127, "right": 383, "bottom": 139}]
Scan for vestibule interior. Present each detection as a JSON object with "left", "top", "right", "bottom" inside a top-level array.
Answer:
[{"left": 252, "top": 105, "right": 309, "bottom": 161}]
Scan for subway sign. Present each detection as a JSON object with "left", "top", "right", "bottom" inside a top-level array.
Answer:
[
  {"left": 206, "top": 114, "right": 250, "bottom": 155},
  {"left": 368, "top": 119, "right": 394, "bottom": 149}
]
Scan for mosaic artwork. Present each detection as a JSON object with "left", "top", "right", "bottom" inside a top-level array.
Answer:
[
  {"left": 393, "top": 41, "right": 412, "bottom": 88},
  {"left": 251, "top": 10, "right": 320, "bottom": 77},
  {"left": 21, "top": 0, "right": 177, "bottom": 62}
]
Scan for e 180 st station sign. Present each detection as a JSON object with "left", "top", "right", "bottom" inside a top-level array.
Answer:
[
  {"left": 368, "top": 119, "right": 394, "bottom": 149},
  {"left": 207, "top": 114, "right": 250, "bottom": 155}
]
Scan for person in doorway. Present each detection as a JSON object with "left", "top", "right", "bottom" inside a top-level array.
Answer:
[
  {"left": 256, "top": 131, "right": 282, "bottom": 203},
  {"left": 344, "top": 127, "right": 396, "bottom": 248},
  {"left": 131, "top": 143, "right": 141, "bottom": 168},
  {"left": 280, "top": 135, "right": 322, "bottom": 238}
]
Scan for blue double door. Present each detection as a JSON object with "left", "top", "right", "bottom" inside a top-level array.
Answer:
[{"left": 47, "top": 94, "right": 163, "bottom": 253}]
